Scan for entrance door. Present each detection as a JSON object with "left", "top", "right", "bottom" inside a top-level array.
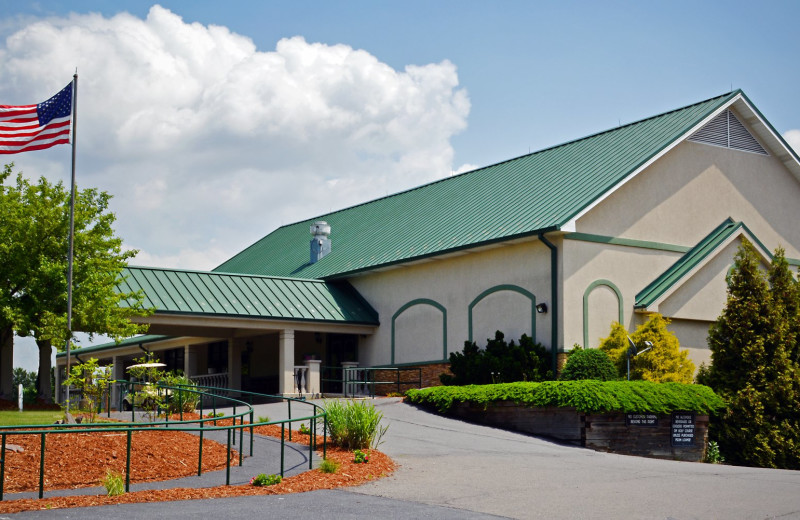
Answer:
[{"left": 324, "top": 334, "right": 357, "bottom": 393}]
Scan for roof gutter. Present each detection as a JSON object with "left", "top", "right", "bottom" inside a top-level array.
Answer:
[{"left": 538, "top": 232, "right": 559, "bottom": 376}]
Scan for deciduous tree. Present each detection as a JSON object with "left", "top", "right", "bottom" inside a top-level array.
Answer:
[{"left": 0, "top": 163, "right": 150, "bottom": 402}]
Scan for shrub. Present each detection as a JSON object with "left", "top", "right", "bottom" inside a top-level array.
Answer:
[
  {"left": 251, "top": 473, "right": 281, "bottom": 486},
  {"left": 559, "top": 346, "right": 617, "bottom": 381},
  {"left": 599, "top": 315, "right": 695, "bottom": 383},
  {"left": 298, "top": 423, "right": 310, "bottom": 435},
  {"left": 406, "top": 380, "right": 725, "bottom": 415},
  {"left": 101, "top": 470, "right": 125, "bottom": 496},
  {"left": 440, "top": 331, "right": 552, "bottom": 385},
  {"left": 705, "top": 441, "right": 724, "bottom": 464},
  {"left": 319, "top": 458, "right": 340, "bottom": 474},
  {"left": 353, "top": 449, "right": 369, "bottom": 463},
  {"left": 257, "top": 415, "right": 270, "bottom": 423},
  {"left": 324, "top": 399, "right": 388, "bottom": 450},
  {"left": 62, "top": 358, "right": 114, "bottom": 423}
]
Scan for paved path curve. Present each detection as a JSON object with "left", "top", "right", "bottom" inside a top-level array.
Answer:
[{"left": 7, "top": 397, "right": 800, "bottom": 519}]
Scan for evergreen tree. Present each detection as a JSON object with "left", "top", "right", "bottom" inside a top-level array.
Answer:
[{"left": 705, "top": 239, "right": 800, "bottom": 469}]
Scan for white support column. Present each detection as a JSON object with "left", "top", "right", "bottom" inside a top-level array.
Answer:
[
  {"left": 54, "top": 364, "right": 62, "bottom": 404},
  {"left": 228, "top": 339, "right": 242, "bottom": 390},
  {"left": 305, "top": 359, "right": 322, "bottom": 397},
  {"left": 279, "top": 330, "right": 295, "bottom": 396},
  {"left": 112, "top": 356, "right": 125, "bottom": 409},
  {"left": 184, "top": 345, "right": 192, "bottom": 377}
]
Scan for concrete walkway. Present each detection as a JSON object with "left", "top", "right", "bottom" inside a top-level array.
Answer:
[{"left": 6, "top": 397, "right": 800, "bottom": 519}]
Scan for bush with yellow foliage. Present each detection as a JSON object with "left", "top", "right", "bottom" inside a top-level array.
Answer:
[{"left": 598, "top": 314, "right": 695, "bottom": 383}]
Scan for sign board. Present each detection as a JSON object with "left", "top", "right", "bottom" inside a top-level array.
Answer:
[
  {"left": 626, "top": 413, "right": 659, "bottom": 427},
  {"left": 671, "top": 412, "right": 696, "bottom": 446}
]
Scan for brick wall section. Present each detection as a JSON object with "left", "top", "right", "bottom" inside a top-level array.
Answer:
[{"left": 373, "top": 362, "right": 452, "bottom": 395}]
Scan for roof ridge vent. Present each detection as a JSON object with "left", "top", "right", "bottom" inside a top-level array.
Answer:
[
  {"left": 310, "top": 221, "right": 331, "bottom": 264},
  {"left": 688, "top": 109, "right": 767, "bottom": 155}
]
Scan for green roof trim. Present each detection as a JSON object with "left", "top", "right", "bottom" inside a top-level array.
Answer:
[
  {"left": 55, "top": 334, "right": 169, "bottom": 358},
  {"left": 215, "top": 91, "right": 741, "bottom": 279},
  {"left": 564, "top": 232, "right": 691, "bottom": 253},
  {"left": 118, "top": 266, "right": 379, "bottom": 325},
  {"left": 635, "top": 218, "right": 756, "bottom": 309}
]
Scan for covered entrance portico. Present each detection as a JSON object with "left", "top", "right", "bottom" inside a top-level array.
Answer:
[{"left": 55, "top": 267, "right": 379, "bottom": 402}]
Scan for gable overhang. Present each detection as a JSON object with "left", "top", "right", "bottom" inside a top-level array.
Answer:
[
  {"left": 559, "top": 91, "right": 800, "bottom": 233},
  {"left": 634, "top": 223, "right": 772, "bottom": 314}
]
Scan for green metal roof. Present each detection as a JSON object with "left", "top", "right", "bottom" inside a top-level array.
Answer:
[
  {"left": 216, "top": 91, "right": 741, "bottom": 279},
  {"left": 117, "top": 266, "right": 379, "bottom": 324},
  {"left": 635, "top": 218, "right": 756, "bottom": 309}
]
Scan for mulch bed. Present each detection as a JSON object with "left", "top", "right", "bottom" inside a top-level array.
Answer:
[{"left": 0, "top": 415, "right": 395, "bottom": 514}]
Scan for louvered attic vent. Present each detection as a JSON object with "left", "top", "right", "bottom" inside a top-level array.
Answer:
[{"left": 688, "top": 109, "right": 768, "bottom": 155}]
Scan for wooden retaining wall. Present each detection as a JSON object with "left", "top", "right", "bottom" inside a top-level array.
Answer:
[{"left": 448, "top": 401, "right": 708, "bottom": 462}]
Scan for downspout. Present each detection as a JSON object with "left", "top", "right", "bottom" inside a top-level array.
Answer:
[{"left": 538, "top": 232, "right": 559, "bottom": 377}]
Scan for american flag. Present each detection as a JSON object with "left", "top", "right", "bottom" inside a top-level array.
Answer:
[{"left": 0, "top": 82, "right": 73, "bottom": 154}]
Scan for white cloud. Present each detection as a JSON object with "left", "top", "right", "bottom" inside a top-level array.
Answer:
[
  {"left": 0, "top": 5, "right": 470, "bottom": 273},
  {"left": 785, "top": 129, "right": 800, "bottom": 154}
]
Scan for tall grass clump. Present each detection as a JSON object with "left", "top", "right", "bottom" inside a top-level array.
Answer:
[
  {"left": 324, "top": 399, "right": 388, "bottom": 450},
  {"left": 101, "top": 470, "right": 125, "bottom": 496}
]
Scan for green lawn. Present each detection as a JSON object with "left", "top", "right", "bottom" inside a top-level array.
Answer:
[{"left": 0, "top": 411, "right": 64, "bottom": 426}]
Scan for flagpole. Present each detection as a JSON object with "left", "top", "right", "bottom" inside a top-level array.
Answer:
[{"left": 65, "top": 72, "right": 78, "bottom": 411}]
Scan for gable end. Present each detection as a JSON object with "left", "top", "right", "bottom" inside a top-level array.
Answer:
[{"left": 688, "top": 109, "right": 767, "bottom": 155}]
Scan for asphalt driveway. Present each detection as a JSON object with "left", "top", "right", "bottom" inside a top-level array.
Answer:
[{"left": 6, "top": 397, "right": 800, "bottom": 519}]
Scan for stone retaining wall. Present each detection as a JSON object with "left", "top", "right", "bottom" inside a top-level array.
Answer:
[{"left": 447, "top": 401, "right": 708, "bottom": 461}]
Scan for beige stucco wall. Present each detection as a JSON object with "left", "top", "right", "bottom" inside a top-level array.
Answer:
[
  {"left": 471, "top": 289, "right": 534, "bottom": 345},
  {"left": 568, "top": 132, "right": 800, "bottom": 368},
  {"left": 393, "top": 303, "right": 446, "bottom": 364},
  {"left": 562, "top": 239, "right": 683, "bottom": 349},
  {"left": 577, "top": 140, "right": 800, "bottom": 259},
  {"left": 350, "top": 239, "right": 554, "bottom": 367}
]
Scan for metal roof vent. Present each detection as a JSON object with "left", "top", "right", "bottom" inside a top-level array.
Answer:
[
  {"left": 310, "top": 221, "right": 331, "bottom": 264},
  {"left": 688, "top": 109, "right": 767, "bottom": 155}
]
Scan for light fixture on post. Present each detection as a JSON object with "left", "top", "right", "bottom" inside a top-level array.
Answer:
[
  {"left": 535, "top": 303, "right": 548, "bottom": 314},
  {"left": 626, "top": 337, "right": 654, "bottom": 381}
]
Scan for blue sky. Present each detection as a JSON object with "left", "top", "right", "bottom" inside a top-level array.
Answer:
[{"left": 2, "top": 0, "right": 799, "bottom": 370}]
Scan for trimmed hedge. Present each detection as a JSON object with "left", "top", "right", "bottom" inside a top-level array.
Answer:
[{"left": 405, "top": 380, "right": 725, "bottom": 415}]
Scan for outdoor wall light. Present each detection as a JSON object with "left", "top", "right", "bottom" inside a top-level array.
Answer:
[{"left": 535, "top": 303, "right": 548, "bottom": 314}]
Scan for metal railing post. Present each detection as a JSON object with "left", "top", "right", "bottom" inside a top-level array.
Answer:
[
  {"left": 288, "top": 400, "right": 292, "bottom": 442},
  {"left": 38, "top": 433, "right": 45, "bottom": 499},
  {"left": 198, "top": 426, "right": 204, "bottom": 476},
  {"left": 125, "top": 429, "right": 132, "bottom": 492},
  {"left": 239, "top": 416, "right": 244, "bottom": 466},
  {"left": 226, "top": 428, "right": 231, "bottom": 485},
  {"left": 280, "top": 423, "right": 285, "bottom": 477},
  {"left": 249, "top": 410, "right": 254, "bottom": 456},
  {"left": 0, "top": 432, "right": 6, "bottom": 501}
]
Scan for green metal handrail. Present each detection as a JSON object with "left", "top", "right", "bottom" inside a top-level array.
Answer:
[{"left": 0, "top": 383, "right": 327, "bottom": 501}]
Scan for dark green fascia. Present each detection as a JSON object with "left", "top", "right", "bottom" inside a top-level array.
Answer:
[
  {"left": 738, "top": 90, "right": 800, "bottom": 166},
  {"left": 321, "top": 226, "right": 560, "bottom": 280},
  {"left": 55, "top": 334, "right": 170, "bottom": 358}
]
